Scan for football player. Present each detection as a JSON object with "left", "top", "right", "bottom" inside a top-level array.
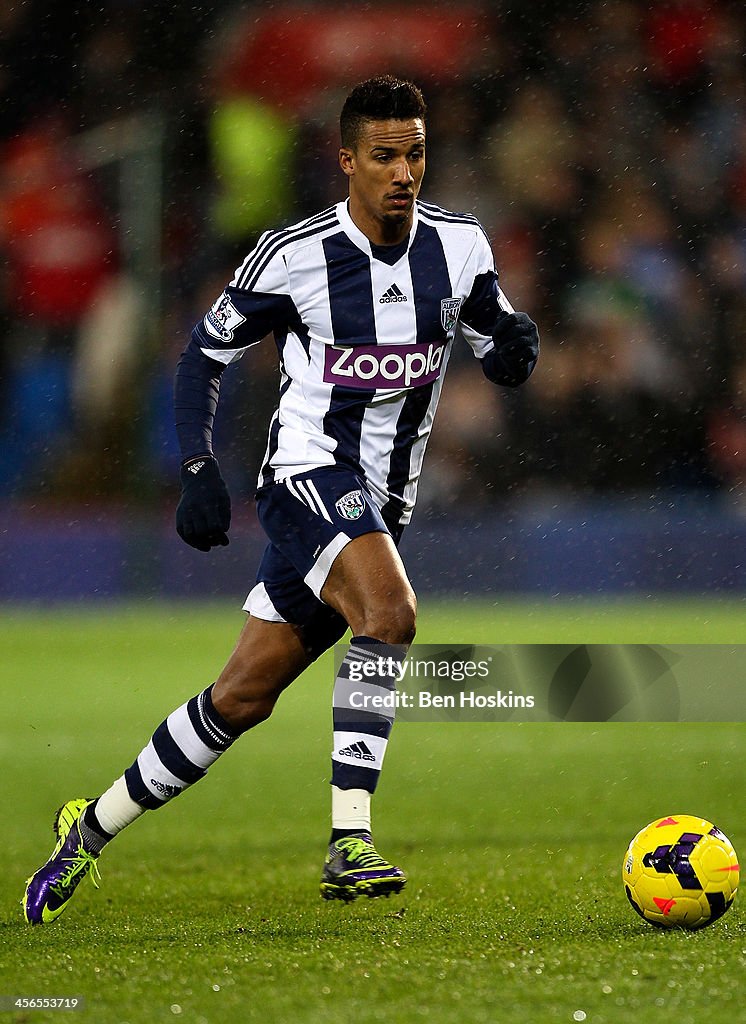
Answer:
[{"left": 24, "top": 76, "right": 538, "bottom": 923}]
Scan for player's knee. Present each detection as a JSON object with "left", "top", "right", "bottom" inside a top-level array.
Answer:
[
  {"left": 396, "top": 594, "right": 418, "bottom": 645},
  {"left": 362, "top": 591, "right": 417, "bottom": 646}
]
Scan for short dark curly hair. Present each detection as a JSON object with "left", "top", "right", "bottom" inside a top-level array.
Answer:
[{"left": 340, "top": 76, "right": 427, "bottom": 149}]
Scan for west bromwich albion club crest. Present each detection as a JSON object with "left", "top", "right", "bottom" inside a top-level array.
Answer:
[
  {"left": 335, "top": 489, "right": 366, "bottom": 521},
  {"left": 441, "top": 297, "right": 463, "bottom": 336}
]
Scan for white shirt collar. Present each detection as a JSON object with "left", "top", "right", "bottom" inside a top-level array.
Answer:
[{"left": 337, "top": 199, "right": 419, "bottom": 258}]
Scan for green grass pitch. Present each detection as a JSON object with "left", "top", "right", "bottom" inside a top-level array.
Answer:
[{"left": 2, "top": 598, "right": 745, "bottom": 1024}]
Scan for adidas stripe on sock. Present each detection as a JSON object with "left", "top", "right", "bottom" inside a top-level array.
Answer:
[
  {"left": 124, "top": 684, "right": 239, "bottom": 810},
  {"left": 331, "top": 636, "right": 406, "bottom": 794}
]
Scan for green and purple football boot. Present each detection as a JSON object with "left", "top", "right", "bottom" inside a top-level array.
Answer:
[
  {"left": 320, "top": 833, "right": 406, "bottom": 902},
  {"left": 24, "top": 799, "right": 101, "bottom": 925}
]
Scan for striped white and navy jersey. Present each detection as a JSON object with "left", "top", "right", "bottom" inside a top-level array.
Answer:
[{"left": 192, "top": 199, "right": 513, "bottom": 525}]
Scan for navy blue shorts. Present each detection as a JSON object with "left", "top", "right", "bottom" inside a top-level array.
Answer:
[{"left": 244, "top": 467, "right": 403, "bottom": 656}]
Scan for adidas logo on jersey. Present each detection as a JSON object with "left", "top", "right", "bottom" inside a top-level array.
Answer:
[
  {"left": 379, "top": 283, "right": 408, "bottom": 304},
  {"left": 337, "top": 740, "right": 376, "bottom": 762}
]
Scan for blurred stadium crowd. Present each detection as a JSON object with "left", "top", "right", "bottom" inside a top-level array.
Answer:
[{"left": 1, "top": 0, "right": 745, "bottom": 514}]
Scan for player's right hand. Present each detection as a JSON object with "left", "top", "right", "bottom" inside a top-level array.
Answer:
[{"left": 176, "top": 455, "right": 231, "bottom": 551}]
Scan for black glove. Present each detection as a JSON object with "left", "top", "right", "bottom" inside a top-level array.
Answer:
[
  {"left": 176, "top": 455, "right": 231, "bottom": 551},
  {"left": 482, "top": 310, "right": 539, "bottom": 387}
]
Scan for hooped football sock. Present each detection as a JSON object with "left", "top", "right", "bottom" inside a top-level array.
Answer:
[
  {"left": 123, "top": 684, "right": 240, "bottom": 811},
  {"left": 331, "top": 636, "right": 407, "bottom": 794}
]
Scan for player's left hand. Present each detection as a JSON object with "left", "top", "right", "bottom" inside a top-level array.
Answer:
[
  {"left": 176, "top": 455, "right": 231, "bottom": 551},
  {"left": 483, "top": 311, "right": 539, "bottom": 387}
]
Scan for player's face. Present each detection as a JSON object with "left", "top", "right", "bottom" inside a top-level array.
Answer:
[{"left": 340, "top": 118, "right": 426, "bottom": 245}]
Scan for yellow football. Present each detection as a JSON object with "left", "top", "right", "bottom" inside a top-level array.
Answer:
[{"left": 622, "top": 814, "right": 739, "bottom": 929}]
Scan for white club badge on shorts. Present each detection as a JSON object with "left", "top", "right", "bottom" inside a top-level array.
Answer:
[{"left": 335, "top": 490, "right": 366, "bottom": 521}]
